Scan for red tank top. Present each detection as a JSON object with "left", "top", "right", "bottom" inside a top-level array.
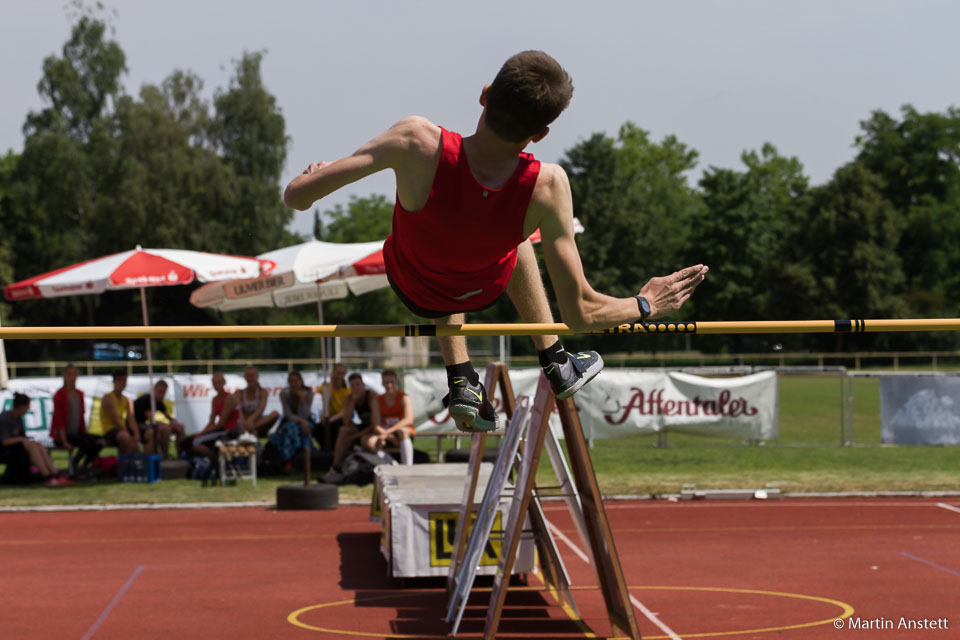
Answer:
[
  {"left": 383, "top": 127, "right": 541, "bottom": 312},
  {"left": 213, "top": 394, "right": 239, "bottom": 431},
  {"left": 379, "top": 391, "right": 411, "bottom": 433}
]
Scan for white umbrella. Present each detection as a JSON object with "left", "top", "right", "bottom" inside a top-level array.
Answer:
[
  {"left": 190, "top": 239, "right": 389, "bottom": 372},
  {"left": 5, "top": 246, "right": 265, "bottom": 425},
  {"left": 189, "top": 239, "right": 387, "bottom": 312}
]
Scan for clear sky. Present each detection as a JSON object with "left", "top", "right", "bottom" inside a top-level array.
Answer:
[{"left": 3, "top": 0, "right": 959, "bottom": 236}]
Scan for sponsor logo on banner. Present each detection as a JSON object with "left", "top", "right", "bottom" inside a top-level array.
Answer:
[
  {"left": 429, "top": 511, "right": 502, "bottom": 567},
  {"left": 603, "top": 388, "right": 759, "bottom": 424}
]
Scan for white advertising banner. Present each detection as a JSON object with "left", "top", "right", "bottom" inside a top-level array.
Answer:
[
  {"left": 2, "top": 368, "right": 776, "bottom": 444},
  {"left": 880, "top": 375, "right": 960, "bottom": 445},
  {"left": 405, "top": 368, "right": 779, "bottom": 441}
]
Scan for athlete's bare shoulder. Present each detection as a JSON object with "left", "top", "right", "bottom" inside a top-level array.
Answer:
[
  {"left": 524, "top": 162, "right": 573, "bottom": 237},
  {"left": 389, "top": 115, "right": 441, "bottom": 161}
]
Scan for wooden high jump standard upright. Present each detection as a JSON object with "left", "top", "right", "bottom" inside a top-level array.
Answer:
[{"left": 482, "top": 371, "right": 642, "bottom": 640}]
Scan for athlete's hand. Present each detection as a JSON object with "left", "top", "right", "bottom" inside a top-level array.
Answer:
[
  {"left": 638, "top": 265, "right": 709, "bottom": 319},
  {"left": 302, "top": 161, "right": 333, "bottom": 175}
]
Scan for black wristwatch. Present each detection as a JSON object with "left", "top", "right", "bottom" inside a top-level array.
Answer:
[{"left": 635, "top": 295, "right": 652, "bottom": 320}]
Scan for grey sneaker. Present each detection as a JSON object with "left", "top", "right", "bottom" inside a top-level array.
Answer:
[
  {"left": 443, "top": 377, "right": 499, "bottom": 432},
  {"left": 322, "top": 468, "right": 344, "bottom": 485},
  {"left": 543, "top": 351, "right": 604, "bottom": 399}
]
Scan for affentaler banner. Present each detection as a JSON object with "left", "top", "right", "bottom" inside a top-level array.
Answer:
[{"left": 404, "top": 368, "right": 779, "bottom": 441}]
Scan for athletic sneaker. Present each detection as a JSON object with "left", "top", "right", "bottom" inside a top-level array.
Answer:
[
  {"left": 443, "top": 377, "right": 499, "bottom": 433},
  {"left": 543, "top": 350, "right": 605, "bottom": 400}
]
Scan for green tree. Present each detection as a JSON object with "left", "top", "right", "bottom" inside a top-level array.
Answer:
[
  {"left": 321, "top": 194, "right": 393, "bottom": 243},
  {"left": 855, "top": 106, "right": 960, "bottom": 318},
  {"left": 560, "top": 123, "right": 701, "bottom": 297},
  {"left": 553, "top": 122, "right": 702, "bottom": 353},
  {"left": 694, "top": 144, "right": 809, "bottom": 323},
  {"left": 5, "top": 11, "right": 126, "bottom": 335},
  {"left": 210, "top": 52, "right": 295, "bottom": 256},
  {"left": 799, "top": 163, "right": 906, "bottom": 319},
  {"left": 3, "top": 9, "right": 299, "bottom": 361}
]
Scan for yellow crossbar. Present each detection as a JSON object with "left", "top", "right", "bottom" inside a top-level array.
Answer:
[{"left": 0, "top": 318, "right": 959, "bottom": 339}]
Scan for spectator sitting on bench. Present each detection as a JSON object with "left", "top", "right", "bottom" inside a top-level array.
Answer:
[
  {"left": 330, "top": 372, "right": 383, "bottom": 471},
  {"left": 181, "top": 372, "right": 240, "bottom": 460},
  {"left": 316, "top": 363, "right": 350, "bottom": 451},
  {"left": 237, "top": 365, "right": 279, "bottom": 437},
  {"left": 269, "top": 371, "right": 315, "bottom": 463},
  {"left": 1, "top": 393, "right": 73, "bottom": 486},
  {"left": 378, "top": 369, "right": 416, "bottom": 465},
  {"left": 99, "top": 369, "right": 140, "bottom": 455},
  {"left": 133, "top": 380, "right": 185, "bottom": 459},
  {"left": 51, "top": 363, "right": 103, "bottom": 472}
]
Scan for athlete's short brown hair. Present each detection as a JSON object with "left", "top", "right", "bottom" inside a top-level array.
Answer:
[{"left": 485, "top": 51, "right": 574, "bottom": 143}]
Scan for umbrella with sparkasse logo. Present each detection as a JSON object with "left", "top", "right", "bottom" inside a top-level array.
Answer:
[{"left": 3, "top": 245, "right": 267, "bottom": 424}]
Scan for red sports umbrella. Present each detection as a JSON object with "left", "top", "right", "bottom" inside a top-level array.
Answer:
[{"left": 5, "top": 246, "right": 266, "bottom": 421}]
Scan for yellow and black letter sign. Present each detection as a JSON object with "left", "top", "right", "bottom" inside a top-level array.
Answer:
[{"left": 429, "top": 510, "right": 502, "bottom": 567}]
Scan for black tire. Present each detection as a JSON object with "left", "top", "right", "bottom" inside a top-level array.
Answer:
[
  {"left": 276, "top": 483, "right": 339, "bottom": 511},
  {"left": 443, "top": 447, "right": 500, "bottom": 463},
  {"left": 161, "top": 459, "right": 190, "bottom": 480}
]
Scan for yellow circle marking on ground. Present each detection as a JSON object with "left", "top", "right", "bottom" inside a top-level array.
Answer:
[{"left": 286, "top": 584, "right": 855, "bottom": 639}]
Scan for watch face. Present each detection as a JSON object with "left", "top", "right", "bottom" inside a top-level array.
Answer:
[{"left": 637, "top": 296, "right": 651, "bottom": 317}]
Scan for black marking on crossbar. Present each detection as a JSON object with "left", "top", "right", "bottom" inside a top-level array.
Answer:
[
  {"left": 403, "top": 325, "right": 436, "bottom": 337},
  {"left": 835, "top": 319, "right": 866, "bottom": 333},
  {"left": 599, "top": 321, "right": 697, "bottom": 335}
]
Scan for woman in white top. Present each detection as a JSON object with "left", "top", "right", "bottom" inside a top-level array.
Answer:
[{"left": 237, "top": 365, "right": 279, "bottom": 437}]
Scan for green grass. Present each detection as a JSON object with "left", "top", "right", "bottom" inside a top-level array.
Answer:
[{"left": 2, "top": 375, "right": 958, "bottom": 506}]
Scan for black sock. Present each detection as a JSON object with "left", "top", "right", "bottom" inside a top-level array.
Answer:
[
  {"left": 446, "top": 361, "right": 479, "bottom": 386},
  {"left": 538, "top": 342, "right": 567, "bottom": 368}
]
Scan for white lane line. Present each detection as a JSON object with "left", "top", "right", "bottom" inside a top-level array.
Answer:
[
  {"left": 544, "top": 500, "right": 958, "bottom": 511},
  {"left": 901, "top": 552, "right": 960, "bottom": 578},
  {"left": 936, "top": 502, "right": 960, "bottom": 515},
  {"left": 545, "top": 520, "right": 683, "bottom": 640},
  {"left": 546, "top": 519, "right": 590, "bottom": 564},
  {"left": 81, "top": 565, "right": 145, "bottom": 640},
  {"left": 630, "top": 595, "right": 683, "bottom": 640}
]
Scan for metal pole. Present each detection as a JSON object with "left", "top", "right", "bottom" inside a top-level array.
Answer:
[
  {"left": 140, "top": 287, "right": 158, "bottom": 453},
  {"left": 316, "top": 286, "right": 327, "bottom": 374},
  {"left": 847, "top": 373, "right": 855, "bottom": 446},
  {"left": 0, "top": 308, "right": 9, "bottom": 389},
  {"left": 839, "top": 371, "right": 845, "bottom": 445}
]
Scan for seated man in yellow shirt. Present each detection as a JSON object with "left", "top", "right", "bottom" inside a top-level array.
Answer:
[
  {"left": 99, "top": 369, "right": 140, "bottom": 455},
  {"left": 315, "top": 363, "right": 350, "bottom": 450}
]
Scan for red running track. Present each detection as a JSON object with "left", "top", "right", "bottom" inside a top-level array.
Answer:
[{"left": 1, "top": 497, "right": 957, "bottom": 639}]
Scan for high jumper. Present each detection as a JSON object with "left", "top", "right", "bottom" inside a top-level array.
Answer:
[{"left": 284, "top": 50, "right": 708, "bottom": 431}]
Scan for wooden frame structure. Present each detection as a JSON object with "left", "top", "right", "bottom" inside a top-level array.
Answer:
[{"left": 446, "top": 363, "right": 641, "bottom": 640}]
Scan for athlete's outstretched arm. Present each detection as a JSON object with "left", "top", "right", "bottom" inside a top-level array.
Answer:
[
  {"left": 533, "top": 164, "right": 708, "bottom": 331},
  {"left": 284, "top": 116, "right": 427, "bottom": 211}
]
